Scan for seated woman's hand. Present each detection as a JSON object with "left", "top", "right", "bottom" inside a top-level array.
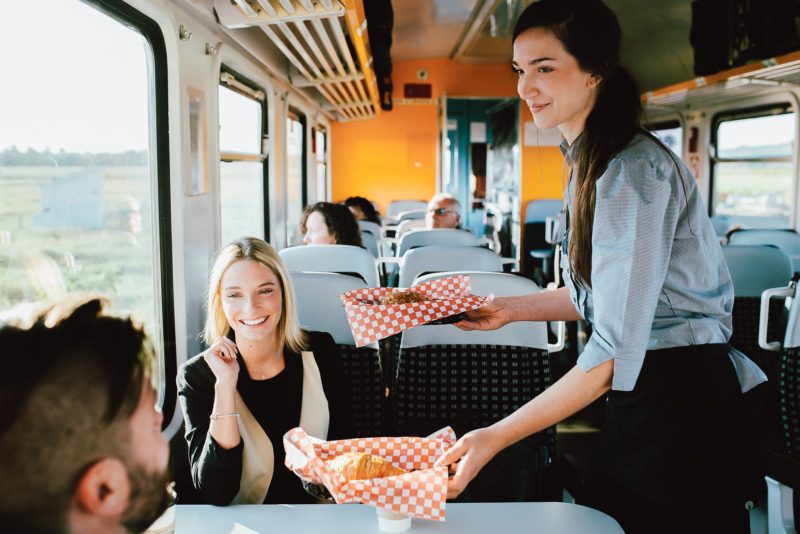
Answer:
[
  {"left": 455, "top": 295, "right": 512, "bottom": 332},
  {"left": 203, "top": 336, "right": 240, "bottom": 386}
]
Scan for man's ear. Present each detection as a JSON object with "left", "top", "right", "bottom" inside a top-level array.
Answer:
[{"left": 75, "top": 458, "right": 131, "bottom": 517}]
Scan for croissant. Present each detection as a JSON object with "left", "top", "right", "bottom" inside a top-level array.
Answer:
[{"left": 327, "top": 452, "right": 406, "bottom": 481}]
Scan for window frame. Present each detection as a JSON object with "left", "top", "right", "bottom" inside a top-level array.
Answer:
[
  {"left": 218, "top": 66, "right": 270, "bottom": 240},
  {"left": 710, "top": 103, "right": 795, "bottom": 225},
  {"left": 287, "top": 107, "right": 308, "bottom": 208},
  {"left": 85, "top": 0, "right": 176, "bottom": 428}
]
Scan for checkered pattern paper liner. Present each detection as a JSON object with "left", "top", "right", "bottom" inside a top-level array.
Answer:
[
  {"left": 284, "top": 426, "right": 456, "bottom": 521},
  {"left": 340, "top": 274, "right": 487, "bottom": 347}
]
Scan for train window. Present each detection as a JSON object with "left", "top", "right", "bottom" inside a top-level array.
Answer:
[
  {"left": 649, "top": 121, "right": 683, "bottom": 157},
  {"left": 712, "top": 107, "right": 794, "bottom": 228},
  {"left": 219, "top": 72, "right": 268, "bottom": 245},
  {"left": 286, "top": 109, "right": 307, "bottom": 246},
  {"left": 0, "top": 0, "right": 174, "bottom": 411}
]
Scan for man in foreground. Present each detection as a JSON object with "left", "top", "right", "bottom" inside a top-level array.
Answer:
[{"left": 0, "top": 294, "right": 171, "bottom": 533}]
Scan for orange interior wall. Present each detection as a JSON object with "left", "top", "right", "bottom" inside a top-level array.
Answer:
[{"left": 331, "top": 60, "right": 565, "bottom": 220}]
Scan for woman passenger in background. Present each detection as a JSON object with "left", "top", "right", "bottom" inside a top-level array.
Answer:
[
  {"left": 344, "top": 196, "right": 382, "bottom": 226},
  {"left": 435, "top": 1, "right": 765, "bottom": 532},
  {"left": 300, "top": 202, "right": 363, "bottom": 247},
  {"left": 178, "top": 237, "right": 352, "bottom": 504}
]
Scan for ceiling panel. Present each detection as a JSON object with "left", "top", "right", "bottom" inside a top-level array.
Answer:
[{"left": 392, "top": 0, "right": 478, "bottom": 61}]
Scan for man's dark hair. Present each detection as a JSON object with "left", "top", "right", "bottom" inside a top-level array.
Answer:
[
  {"left": 0, "top": 294, "right": 156, "bottom": 533},
  {"left": 300, "top": 201, "right": 363, "bottom": 247}
]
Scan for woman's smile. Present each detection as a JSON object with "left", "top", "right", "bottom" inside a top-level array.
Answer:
[{"left": 240, "top": 316, "right": 268, "bottom": 327}]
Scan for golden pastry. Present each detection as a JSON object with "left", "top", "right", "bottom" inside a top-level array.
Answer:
[{"left": 327, "top": 452, "right": 406, "bottom": 481}]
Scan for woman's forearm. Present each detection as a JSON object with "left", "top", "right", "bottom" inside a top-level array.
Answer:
[
  {"left": 209, "top": 381, "right": 241, "bottom": 449},
  {"left": 490, "top": 359, "right": 613, "bottom": 450},
  {"left": 507, "top": 286, "right": 582, "bottom": 322}
]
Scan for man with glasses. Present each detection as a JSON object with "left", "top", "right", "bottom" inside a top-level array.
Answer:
[{"left": 426, "top": 193, "right": 462, "bottom": 229}]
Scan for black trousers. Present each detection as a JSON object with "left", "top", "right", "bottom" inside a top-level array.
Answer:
[{"left": 578, "top": 344, "right": 753, "bottom": 534}]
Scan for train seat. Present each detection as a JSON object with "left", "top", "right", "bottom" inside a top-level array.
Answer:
[
  {"left": 398, "top": 245, "right": 502, "bottom": 288},
  {"left": 290, "top": 271, "right": 383, "bottom": 438},
  {"left": 360, "top": 230, "right": 379, "bottom": 257},
  {"left": 395, "top": 218, "right": 425, "bottom": 238},
  {"left": 727, "top": 229, "right": 800, "bottom": 273},
  {"left": 394, "top": 271, "right": 558, "bottom": 501},
  {"left": 396, "top": 228, "right": 479, "bottom": 257},
  {"left": 387, "top": 200, "right": 427, "bottom": 223},
  {"left": 358, "top": 220, "right": 382, "bottom": 239},
  {"left": 279, "top": 244, "right": 379, "bottom": 287},
  {"left": 395, "top": 209, "right": 426, "bottom": 224},
  {"left": 724, "top": 245, "right": 792, "bottom": 451},
  {"left": 760, "top": 276, "right": 800, "bottom": 533}
]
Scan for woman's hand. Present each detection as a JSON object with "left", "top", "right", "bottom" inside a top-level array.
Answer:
[
  {"left": 455, "top": 295, "right": 513, "bottom": 331},
  {"left": 434, "top": 427, "right": 504, "bottom": 500},
  {"left": 203, "top": 336, "right": 240, "bottom": 388}
]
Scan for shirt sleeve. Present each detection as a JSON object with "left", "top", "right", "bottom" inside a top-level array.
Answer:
[
  {"left": 177, "top": 359, "right": 244, "bottom": 505},
  {"left": 309, "top": 331, "right": 355, "bottom": 440},
  {"left": 576, "top": 156, "right": 678, "bottom": 391}
]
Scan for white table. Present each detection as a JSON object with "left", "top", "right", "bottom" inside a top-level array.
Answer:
[{"left": 174, "top": 502, "right": 623, "bottom": 533}]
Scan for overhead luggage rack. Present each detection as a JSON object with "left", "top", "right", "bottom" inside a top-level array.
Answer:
[
  {"left": 215, "top": 0, "right": 381, "bottom": 121},
  {"left": 644, "top": 50, "right": 800, "bottom": 110}
]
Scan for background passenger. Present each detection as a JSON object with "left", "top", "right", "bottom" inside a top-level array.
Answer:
[
  {"left": 344, "top": 196, "right": 382, "bottom": 226},
  {"left": 436, "top": 1, "right": 764, "bottom": 533},
  {"left": 178, "top": 237, "right": 352, "bottom": 505},
  {"left": 0, "top": 295, "right": 171, "bottom": 534},
  {"left": 301, "top": 202, "right": 363, "bottom": 247},
  {"left": 425, "top": 193, "right": 462, "bottom": 229}
]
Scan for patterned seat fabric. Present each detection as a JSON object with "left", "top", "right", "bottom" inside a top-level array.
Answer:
[
  {"left": 731, "top": 297, "right": 787, "bottom": 450},
  {"left": 782, "top": 347, "right": 800, "bottom": 456},
  {"left": 395, "top": 344, "right": 555, "bottom": 453},
  {"left": 338, "top": 345, "right": 383, "bottom": 438},
  {"left": 394, "top": 344, "right": 557, "bottom": 501}
]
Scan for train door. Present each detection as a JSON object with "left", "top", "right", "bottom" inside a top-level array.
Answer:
[{"left": 445, "top": 98, "right": 509, "bottom": 235}]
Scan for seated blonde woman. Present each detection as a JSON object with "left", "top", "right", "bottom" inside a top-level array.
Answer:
[{"left": 177, "top": 237, "right": 353, "bottom": 505}]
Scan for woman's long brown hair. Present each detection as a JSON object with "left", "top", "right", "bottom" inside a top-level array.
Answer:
[{"left": 514, "top": 0, "right": 642, "bottom": 287}]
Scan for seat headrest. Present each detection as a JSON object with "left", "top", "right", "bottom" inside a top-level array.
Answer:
[
  {"left": 289, "top": 271, "right": 375, "bottom": 347},
  {"left": 402, "top": 271, "right": 547, "bottom": 349}
]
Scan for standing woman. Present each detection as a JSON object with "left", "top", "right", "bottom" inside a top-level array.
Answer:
[
  {"left": 435, "top": 1, "right": 765, "bottom": 532},
  {"left": 178, "top": 237, "right": 353, "bottom": 505}
]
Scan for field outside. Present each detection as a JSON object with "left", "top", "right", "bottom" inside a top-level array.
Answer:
[
  {"left": 713, "top": 161, "right": 791, "bottom": 224},
  {"left": 0, "top": 165, "right": 158, "bottom": 338}
]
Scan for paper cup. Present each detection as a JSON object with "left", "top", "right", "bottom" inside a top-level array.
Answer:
[{"left": 376, "top": 507, "right": 411, "bottom": 532}]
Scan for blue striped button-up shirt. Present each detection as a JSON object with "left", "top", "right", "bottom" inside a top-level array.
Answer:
[{"left": 560, "top": 133, "right": 766, "bottom": 392}]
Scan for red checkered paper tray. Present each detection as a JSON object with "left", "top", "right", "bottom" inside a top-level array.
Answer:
[
  {"left": 283, "top": 426, "right": 456, "bottom": 521},
  {"left": 340, "top": 274, "right": 487, "bottom": 347}
]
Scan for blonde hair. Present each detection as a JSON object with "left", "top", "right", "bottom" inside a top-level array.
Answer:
[{"left": 203, "top": 237, "right": 308, "bottom": 353}]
